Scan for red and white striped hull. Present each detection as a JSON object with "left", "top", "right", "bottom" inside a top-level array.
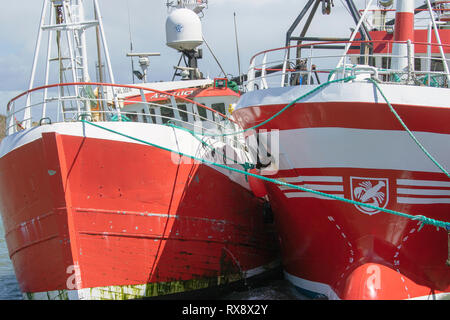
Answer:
[
  {"left": 234, "top": 82, "right": 450, "bottom": 300},
  {"left": 0, "top": 122, "right": 279, "bottom": 300}
]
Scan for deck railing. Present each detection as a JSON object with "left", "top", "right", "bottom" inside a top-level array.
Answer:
[
  {"left": 358, "top": 3, "right": 450, "bottom": 30},
  {"left": 5, "top": 82, "right": 246, "bottom": 151},
  {"left": 245, "top": 40, "right": 450, "bottom": 91}
]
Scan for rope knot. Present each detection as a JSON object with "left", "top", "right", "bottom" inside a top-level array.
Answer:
[{"left": 412, "top": 215, "right": 433, "bottom": 231}]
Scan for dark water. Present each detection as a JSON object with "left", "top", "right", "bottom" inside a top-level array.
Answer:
[
  {"left": 0, "top": 219, "right": 304, "bottom": 301},
  {"left": 0, "top": 220, "right": 22, "bottom": 300},
  {"left": 221, "top": 280, "right": 307, "bottom": 300}
]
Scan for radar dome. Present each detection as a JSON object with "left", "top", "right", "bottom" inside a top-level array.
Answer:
[{"left": 166, "top": 8, "right": 203, "bottom": 51}]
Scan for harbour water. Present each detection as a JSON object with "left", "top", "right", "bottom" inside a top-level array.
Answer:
[
  {"left": 0, "top": 219, "right": 22, "bottom": 300},
  {"left": 0, "top": 219, "right": 305, "bottom": 300}
]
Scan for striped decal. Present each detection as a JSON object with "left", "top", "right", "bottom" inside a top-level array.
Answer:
[
  {"left": 279, "top": 176, "right": 344, "bottom": 200},
  {"left": 397, "top": 179, "right": 450, "bottom": 188},
  {"left": 277, "top": 175, "right": 450, "bottom": 205},
  {"left": 284, "top": 193, "right": 345, "bottom": 200},
  {"left": 397, "top": 188, "right": 450, "bottom": 196},
  {"left": 397, "top": 198, "right": 450, "bottom": 204},
  {"left": 280, "top": 184, "right": 344, "bottom": 192},
  {"left": 280, "top": 176, "right": 343, "bottom": 183},
  {"left": 396, "top": 179, "right": 450, "bottom": 204}
]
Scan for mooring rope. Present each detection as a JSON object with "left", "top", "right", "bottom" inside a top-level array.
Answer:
[
  {"left": 80, "top": 119, "right": 450, "bottom": 231},
  {"left": 76, "top": 65, "right": 450, "bottom": 232},
  {"left": 165, "top": 75, "right": 357, "bottom": 137},
  {"left": 369, "top": 78, "right": 450, "bottom": 180}
]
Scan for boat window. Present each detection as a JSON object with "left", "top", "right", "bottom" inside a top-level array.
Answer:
[
  {"left": 141, "top": 108, "right": 156, "bottom": 123},
  {"left": 197, "top": 105, "right": 207, "bottom": 121},
  {"left": 431, "top": 59, "right": 444, "bottom": 72},
  {"left": 382, "top": 57, "right": 391, "bottom": 69},
  {"left": 161, "top": 106, "right": 174, "bottom": 124},
  {"left": 414, "top": 58, "right": 421, "bottom": 72},
  {"left": 177, "top": 104, "right": 188, "bottom": 122},
  {"left": 141, "top": 108, "right": 148, "bottom": 123},
  {"left": 127, "top": 111, "right": 138, "bottom": 122},
  {"left": 211, "top": 103, "right": 226, "bottom": 115}
]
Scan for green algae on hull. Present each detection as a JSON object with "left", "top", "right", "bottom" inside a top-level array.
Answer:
[{"left": 22, "top": 273, "right": 246, "bottom": 300}]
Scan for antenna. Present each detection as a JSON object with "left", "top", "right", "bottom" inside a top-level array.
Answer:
[
  {"left": 202, "top": 36, "right": 227, "bottom": 77},
  {"left": 126, "top": 53, "right": 161, "bottom": 83},
  {"left": 233, "top": 12, "right": 242, "bottom": 85},
  {"left": 126, "top": 0, "right": 136, "bottom": 84},
  {"left": 167, "top": 0, "right": 208, "bottom": 14}
]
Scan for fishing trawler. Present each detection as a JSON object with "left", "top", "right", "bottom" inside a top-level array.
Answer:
[
  {"left": 0, "top": 0, "right": 279, "bottom": 300},
  {"left": 233, "top": 0, "right": 450, "bottom": 299}
]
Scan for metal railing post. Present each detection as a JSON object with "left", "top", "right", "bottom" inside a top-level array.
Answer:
[
  {"left": 281, "top": 49, "right": 288, "bottom": 87},
  {"left": 247, "top": 59, "right": 256, "bottom": 92}
]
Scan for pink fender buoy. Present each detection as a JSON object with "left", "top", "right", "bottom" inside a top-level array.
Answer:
[{"left": 248, "top": 169, "right": 268, "bottom": 197}]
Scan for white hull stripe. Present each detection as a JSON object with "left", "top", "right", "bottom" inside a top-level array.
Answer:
[
  {"left": 281, "top": 176, "right": 343, "bottom": 183},
  {"left": 397, "top": 197, "right": 450, "bottom": 204},
  {"left": 279, "top": 184, "right": 344, "bottom": 192},
  {"left": 397, "top": 188, "right": 450, "bottom": 196},
  {"left": 397, "top": 179, "right": 450, "bottom": 188},
  {"left": 279, "top": 175, "right": 344, "bottom": 199},
  {"left": 236, "top": 82, "right": 450, "bottom": 110},
  {"left": 273, "top": 128, "right": 450, "bottom": 173},
  {"left": 396, "top": 179, "right": 450, "bottom": 204},
  {"left": 284, "top": 192, "right": 345, "bottom": 200}
]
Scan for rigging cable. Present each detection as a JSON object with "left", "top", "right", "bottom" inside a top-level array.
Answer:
[
  {"left": 202, "top": 35, "right": 227, "bottom": 78},
  {"left": 233, "top": 12, "right": 243, "bottom": 84},
  {"left": 126, "top": 0, "right": 136, "bottom": 84}
]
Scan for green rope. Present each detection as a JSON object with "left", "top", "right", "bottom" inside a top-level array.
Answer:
[
  {"left": 228, "top": 81, "right": 240, "bottom": 93},
  {"left": 175, "top": 75, "right": 356, "bottom": 138},
  {"left": 80, "top": 119, "right": 450, "bottom": 231},
  {"left": 369, "top": 78, "right": 450, "bottom": 180},
  {"left": 111, "top": 114, "right": 131, "bottom": 122},
  {"left": 75, "top": 68, "right": 450, "bottom": 231},
  {"left": 327, "top": 67, "right": 354, "bottom": 81}
]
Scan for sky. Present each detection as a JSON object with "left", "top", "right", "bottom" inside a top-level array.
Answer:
[{"left": 0, "top": 0, "right": 380, "bottom": 115}]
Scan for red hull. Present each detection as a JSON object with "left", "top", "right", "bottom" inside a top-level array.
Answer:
[
  {"left": 267, "top": 167, "right": 450, "bottom": 299},
  {"left": 234, "top": 86, "right": 450, "bottom": 300},
  {"left": 0, "top": 130, "right": 279, "bottom": 299}
]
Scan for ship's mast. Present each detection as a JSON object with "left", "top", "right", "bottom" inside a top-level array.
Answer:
[
  {"left": 22, "top": 0, "right": 115, "bottom": 129},
  {"left": 391, "top": 0, "right": 415, "bottom": 82}
]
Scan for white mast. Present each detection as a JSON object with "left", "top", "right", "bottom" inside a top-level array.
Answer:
[
  {"left": 21, "top": 0, "right": 115, "bottom": 129},
  {"left": 22, "top": 0, "right": 49, "bottom": 130},
  {"left": 391, "top": 0, "right": 415, "bottom": 81}
]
